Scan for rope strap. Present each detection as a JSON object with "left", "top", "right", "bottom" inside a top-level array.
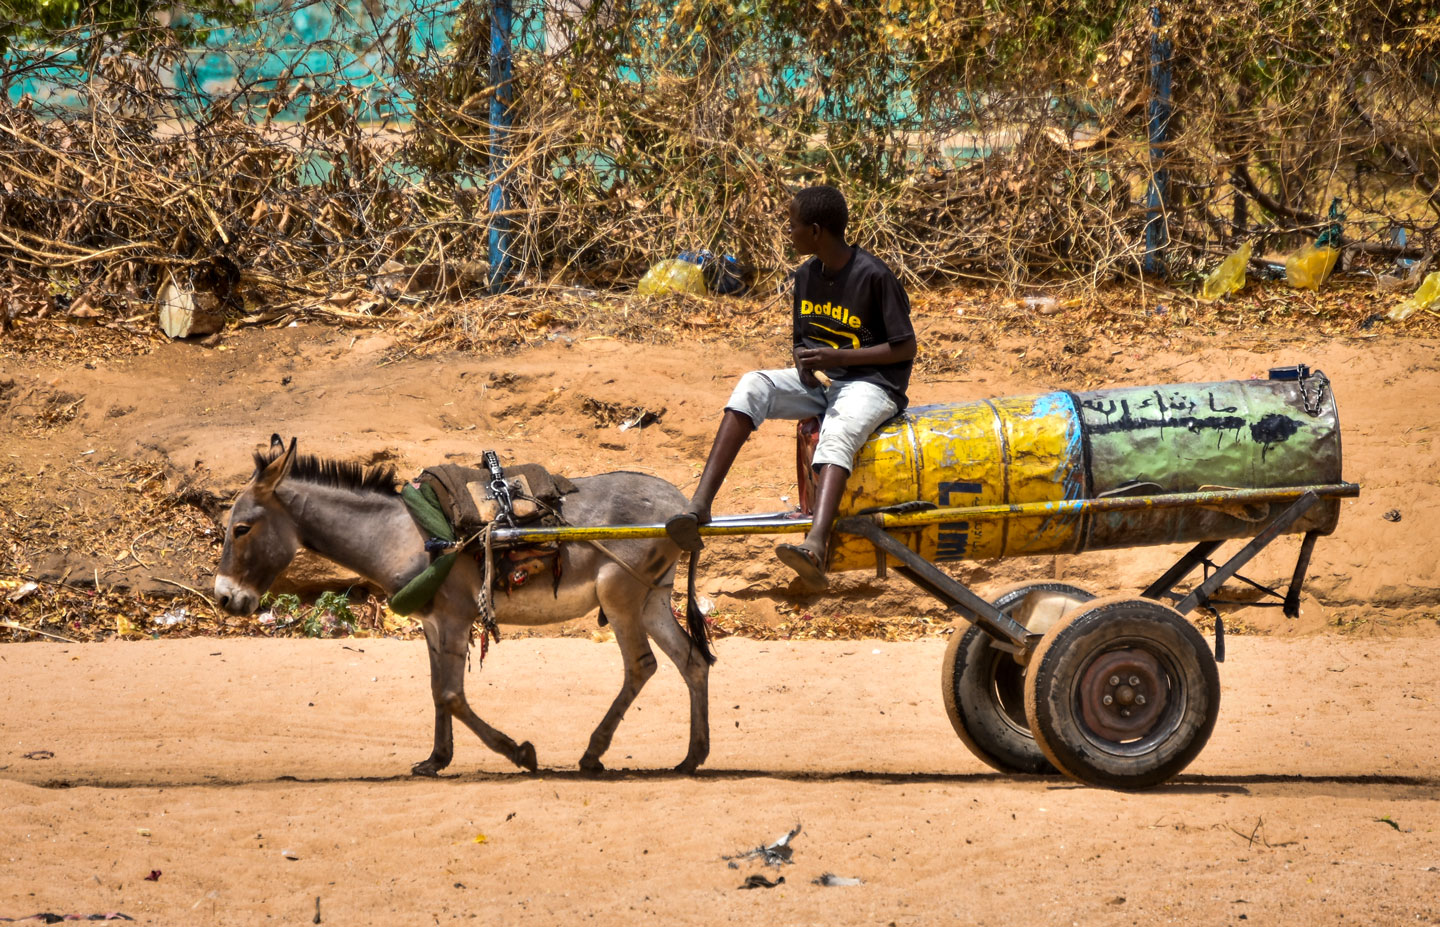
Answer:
[
  {"left": 473, "top": 524, "right": 500, "bottom": 662},
  {"left": 584, "top": 539, "right": 666, "bottom": 592}
]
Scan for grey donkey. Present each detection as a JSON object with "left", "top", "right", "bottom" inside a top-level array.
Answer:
[{"left": 214, "top": 436, "right": 714, "bottom": 776}]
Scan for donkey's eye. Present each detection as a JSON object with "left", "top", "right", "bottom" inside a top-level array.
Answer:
[{"left": 233, "top": 524, "right": 252, "bottom": 538}]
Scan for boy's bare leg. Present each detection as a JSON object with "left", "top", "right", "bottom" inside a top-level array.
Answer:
[
  {"left": 665, "top": 409, "right": 755, "bottom": 551},
  {"left": 775, "top": 463, "right": 847, "bottom": 588}
]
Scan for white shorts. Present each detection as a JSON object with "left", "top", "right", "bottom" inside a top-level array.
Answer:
[{"left": 725, "top": 368, "right": 899, "bottom": 472}]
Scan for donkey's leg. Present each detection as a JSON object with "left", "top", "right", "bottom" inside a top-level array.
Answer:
[
  {"left": 417, "top": 614, "right": 538, "bottom": 774},
  {"left": 640, "top": 587, "right": 712, "bottom": 773},
  {"left": 579, "top": 581, "right": 659, "bottom": 773},
  {"left": 412, "top": 620, "right": 456, "bottom": 777},
  {"left": 439, "top": 648, "right": 539, "bottom": 772}
]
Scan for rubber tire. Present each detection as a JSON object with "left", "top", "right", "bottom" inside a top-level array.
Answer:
[
  {"left": 941, "top": 581, "right": 1095, "bottom": 774},
  {"left": 1023, "top": 595, "right": 1221, "bottom": 791}
]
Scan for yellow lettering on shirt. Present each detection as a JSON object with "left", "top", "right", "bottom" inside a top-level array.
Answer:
[{"left": 801, "top": 299, "right": 860, "bottom": 329}]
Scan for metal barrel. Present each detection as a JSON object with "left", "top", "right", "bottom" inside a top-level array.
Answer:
[{"left": 805, "top": 367, "right": 1344, "bottom": 573}]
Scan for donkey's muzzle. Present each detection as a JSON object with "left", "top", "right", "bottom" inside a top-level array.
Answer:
[{"left": 214, "top": 575, "right": 259, "bottom": 616}]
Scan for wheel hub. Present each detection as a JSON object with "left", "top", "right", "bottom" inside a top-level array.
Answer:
[{"left": 1078, "top": 648, "right": 1168, "bottom": 741}]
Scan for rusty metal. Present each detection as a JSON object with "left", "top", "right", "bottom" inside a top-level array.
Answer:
[
  {"left": 1174, "top": 492, "right": 1319, "bottom": 614},
  {"left": 1284, "top": 531, "right": 1321, "bottom": 619},
  {"left": 834, "top": 514, "right": 1036, "bottom": 653},
  {"left": 1079, "top": 649, "right": 1168, "bottom": 741}
]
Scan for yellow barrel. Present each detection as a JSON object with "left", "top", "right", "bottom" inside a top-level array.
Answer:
[
  {"left": 800, "top": 393, "right": 1086, "bottom": 573},
  {"left": 799, "top": 371, "right": 1343, "bottom": 574}
]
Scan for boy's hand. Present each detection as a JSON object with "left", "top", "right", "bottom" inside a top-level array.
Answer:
[{"left": 794, "top": 346, "right": 841, "bottom": 387}]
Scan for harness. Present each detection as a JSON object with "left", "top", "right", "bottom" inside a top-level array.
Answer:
[
  {"left": 391, "top": 455, "right": 572, "bottom": 617},
  {"left": 390, "top": 455, "right": 667, "bottom": 648}
]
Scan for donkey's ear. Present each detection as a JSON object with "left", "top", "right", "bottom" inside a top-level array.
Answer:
[
  {"left": 269, "top": 433, "right": 285, "bottom": 454},
  {"left": 256, "top": 436, "right": 298, "bottom": 494}
]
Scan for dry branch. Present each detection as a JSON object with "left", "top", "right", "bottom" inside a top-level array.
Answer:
[{"left": 0, "top": 0, "right": 1437, "bottom": 328}]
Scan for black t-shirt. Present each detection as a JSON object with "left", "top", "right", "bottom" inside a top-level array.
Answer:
[{"left": 792, "top": 247, "right": 914, "bottom": 409}]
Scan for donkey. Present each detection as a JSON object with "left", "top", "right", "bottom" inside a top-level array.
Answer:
[{"left": 213, "top": 435, "right": 714, "bottom": 776}]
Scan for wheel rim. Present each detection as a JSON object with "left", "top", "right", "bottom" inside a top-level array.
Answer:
[
  {"left": 1072, "top": 637, "right": 1187, "bottom": 757},
  {"left": 944, "top": 581, "right": 1096, "bottom": 775},
  {"left": 987, "top": 648, "right": 1030, "bottom": 733},
  {"left": 986, "top": 584, "right": 1093, "bottom": 739},
  {"left": 1078, "top": 647, "right": 1169, "bottom": 740}
]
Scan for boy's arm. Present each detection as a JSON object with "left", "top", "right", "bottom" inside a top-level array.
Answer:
[
  {"left": 794, "top": 336, "right": 916, "bottom": 377},
  {"left": 791, "top": 266, "right": 824, "bottom": 387}
]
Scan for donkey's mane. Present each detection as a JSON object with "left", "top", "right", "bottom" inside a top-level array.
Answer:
[{"left": 253, "top": 449, "right": 398, "bottom": 496}]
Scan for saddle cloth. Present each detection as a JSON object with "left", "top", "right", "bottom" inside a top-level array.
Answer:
[
  {"left": 390, "top": 460, "right": 578, "bottom": 615},
  {"left": 418, "top": 462, "right": 578, "bottom": 535}
]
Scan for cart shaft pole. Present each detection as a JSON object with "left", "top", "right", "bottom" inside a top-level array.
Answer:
[
  {"left": 488, "top": 483, "right": 1358, "bottom": 546},
  {"left": 860, "top": 483, "right": 1357, "bottom": 532},
  {"left": 837, "top": 515, "right": 1035, "bottom": 651}
]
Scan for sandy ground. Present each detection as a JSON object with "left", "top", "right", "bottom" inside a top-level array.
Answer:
[
  {"left": 3, "top": 305, "right": 1440, "bottom": 922},
  {"left": 3, "top": 636, "right": 1439, "bottom": 925},
  {"left": 3, "top": 321, "right": 1439, "bottom": 630}
]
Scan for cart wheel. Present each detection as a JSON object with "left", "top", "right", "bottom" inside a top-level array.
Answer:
[
  {"left": 942, "top": 581, "right": 1095, "bottom": 774},
  {"left": 1023, "top": 596, "right": 1220, "bottom": 790}
]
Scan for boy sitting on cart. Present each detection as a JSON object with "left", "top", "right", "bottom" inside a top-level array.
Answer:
[{"left": 665, "top": 184, "right": 916, "bottom": 588}]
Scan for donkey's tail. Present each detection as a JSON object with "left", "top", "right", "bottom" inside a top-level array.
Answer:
[{"left": 684, "top": 550, "right": 717, "bottom": 665}]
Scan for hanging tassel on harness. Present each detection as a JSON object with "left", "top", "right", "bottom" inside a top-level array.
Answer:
[{"left": 472, "top": 523, "right": 501, "bottom": 667}]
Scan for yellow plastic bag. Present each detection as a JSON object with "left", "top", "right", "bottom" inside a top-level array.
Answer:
[
  {"left": 636, "top": 259, "right": 706, "bottom": 297},
  {"left": 1387, "top": 271, "right": 1440, "bottom": 322},
  {"left": 1200, "top": 242, "right": 1252, "bottom": 302},
  {"left": 1284, "top": 243, "right": 1339, "bottom": 290}
]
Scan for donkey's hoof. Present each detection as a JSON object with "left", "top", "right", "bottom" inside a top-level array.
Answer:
[
  {"left": 674, "top": 758, "right": 701, "bottom": 775},
  {"left": 512, "top": 741, "right": 538, "bottom": 772},
  {"left": 579, "top": 755, "right": 606, "bottom": 775},
  {"left": 411, "top": 759, "right": 444, "bottom": 778}
]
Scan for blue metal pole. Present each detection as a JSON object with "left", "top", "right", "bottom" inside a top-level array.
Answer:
[
  {"left": 1144, "top": 2, "right": 1172, "bottom": 277},
  {"left": 488, "top": 0, "right": 515, "bottom": 292}
]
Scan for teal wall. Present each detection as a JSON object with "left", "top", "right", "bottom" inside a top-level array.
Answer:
[{"left": 4, "top": 0, "right": 463, "bottom": 121}]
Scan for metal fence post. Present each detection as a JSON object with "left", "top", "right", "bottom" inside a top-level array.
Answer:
[
  {"left": 1144, "top": 2, "right": 1172, "bottom": 277},
  {"left": 488, "top": 0, "right": 515, "bottom": 292}
]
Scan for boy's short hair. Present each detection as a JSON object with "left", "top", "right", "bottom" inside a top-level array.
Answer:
[{"left": 793, "top": 184, "right": 848, "bottom": 238}]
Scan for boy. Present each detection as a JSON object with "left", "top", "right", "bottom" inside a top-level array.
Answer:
[{"left": 665, "top": 184, "right": 916, "bottom": 588}]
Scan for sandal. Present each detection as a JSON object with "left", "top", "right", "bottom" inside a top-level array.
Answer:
[
  {"left": 665, "top": 512, "right": 705, "bottom": 552},
  {"left": 775, "top": 542, "right": 828, "bottom": 590}
]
